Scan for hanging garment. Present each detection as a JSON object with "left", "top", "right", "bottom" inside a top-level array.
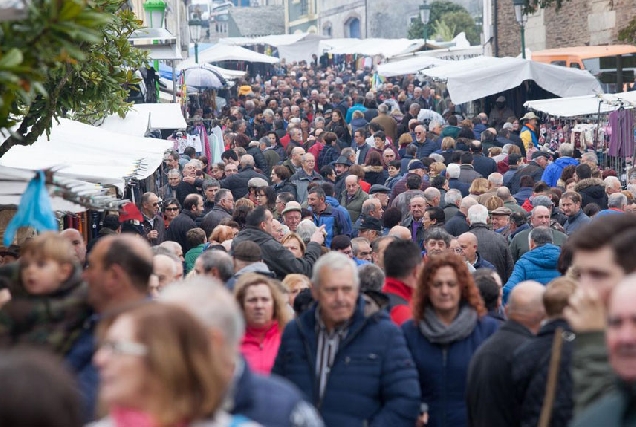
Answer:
[{"left": 608, "top": 109, "right": 635, "bottom": 158}]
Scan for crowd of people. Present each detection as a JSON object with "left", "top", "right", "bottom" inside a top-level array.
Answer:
[{"left": 0, "top": 61, "right": 635, "bottom": 427}]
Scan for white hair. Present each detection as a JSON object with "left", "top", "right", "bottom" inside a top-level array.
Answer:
[
  {"left": 296, "top": 219, "right": 317, "bottom": 244},
  {"left": 447, "top": 163, "right": 460, "bottom": 179},
  {"left": 429, "top": 153, "right": 445, "bottom": 163},
  {"left": 467, "top": 204, "right": 489, "bottom": 224},
  {"left": 445, "top": 189, "right": 462, "bottom": 206},
  {"left": 608, "top": 192, "right": 627, "bottom": 208},
  {"left": 559, "top": 143, "right": 574, "bottom": 156},
  {"left": 160, "top": 276, "right": 245, "bottom": 351},
  {"left": 488, "top": 173, "right": 503, "bottom": 186},
  {"left": 581, "top": 151, "right": 598, "bottom": 165},
  {"left": 311, "top": 252, "right": 359, "bottom": 290},
  {"left": 604, "top": 176, "right": 621, "bottom": 189},
  {"left": 460, "top": 196, "right": 478, "bottom": 210}
]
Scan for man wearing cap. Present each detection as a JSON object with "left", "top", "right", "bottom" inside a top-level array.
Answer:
[
  {"left": 508, "top": 151, "right": 549, "bottom": 194},
  {"left": 490, "top": 206, "right": 513, "bottom": 239},
  {"left": 220, "top": 155, "right": 269, "bottom": 200},
  {"left": 333, "top": 155, "right": 352, "bottom": 199},
  {"left": 281, "top": 201, "right": 303, "bottom": 233},
  {"left": 370, "top": 184, "right": 390, "bottom": 209},
  {"left": 490, "top": 96, "right": 515, "bottom": 127},
  {"left": 357, "top": 215, "right": 383, "bottom": 243},
  {"left": 520, "top": 112, "right": 540, "bottom": 151},
  {"left": 226, "top": 241, "right": 275, "bottom": 290},
  {"left": 290, "top": 153, "right": 323, "bottom": 204},
  {"left": 353, "top": 199, "right": 384, "bottom": 237}
]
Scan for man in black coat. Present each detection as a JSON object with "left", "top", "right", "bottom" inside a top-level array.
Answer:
[
  {"left": 220, "top": 154, "right": 268, "bottom": 200},
  {"left": 470, "top": 140, "right": 498, "bottom": 178},
  {"left": 466, "top": 281, "right": 546, "bottom": 427},
  {"left": 165, "top": 193, "right": 203, "bottom": 252},
  {"left": 508, "top": 152, "right": 549, "bottom": 194}
]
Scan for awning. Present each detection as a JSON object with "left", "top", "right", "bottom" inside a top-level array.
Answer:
[
  {"left": 128, "top": 27, "right": 182, "bottom": 61},
  {"left": 217, "top": 33, "right": 327, "bottom": 63},
  {"left": 420, "top": 56, "right": 603, "bottom": 105},
  {"left": 524, "top": 92, "right": 636, "bottom": 117},
  {"left": 377, "top": 56, "right": 447, "bottom": 77},
  {"left": 0, "top": 119, "right": 173, "bottom": 190},
  {"left": 177, "top": 44, "right": 279, "bottom": 71},
  {"left": 99, "top": 103, "right": 187, "bottom": 135},
  {"left": 325, "top": 38, "right": 425, "bottom": 58}
]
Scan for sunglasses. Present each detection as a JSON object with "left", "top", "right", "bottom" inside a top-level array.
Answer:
[{"left": 165, "top": 207, "right": 179, "bottom": 211}]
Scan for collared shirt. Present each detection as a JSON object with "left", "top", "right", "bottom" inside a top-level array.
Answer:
[
  {"left": 315, "top": 308, "right": 350, "bottom": 399},
  {"left": 411, "top": 219, "right": 422, "bottom": 242}
]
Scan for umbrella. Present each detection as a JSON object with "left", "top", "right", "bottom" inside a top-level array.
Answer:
[{"left": 183, "top": 66, "right": 227, "bottom": 90}]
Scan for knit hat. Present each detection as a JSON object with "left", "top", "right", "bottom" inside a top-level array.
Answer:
[{"left": 232, "top": 241, "right": 262, "bottom": 263}]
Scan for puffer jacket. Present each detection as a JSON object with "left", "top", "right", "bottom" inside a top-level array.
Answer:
[
  {"left": 503, "top": 244, "right": 561, "bottom": 303},
  {"left": 402, "top": 315, "right": 499, "bottom": 427},
  {"left": 575, "top": 178, "right": 608, "bottom": 209},
  {"left": 541, "top": 157, "right": 579, "bottom": 187},
  {"left": 272, "top": 297, "right": 421, "bottom": 427},
  {"left": 512, "top": 319, "right": 574, "bottom": 427}
]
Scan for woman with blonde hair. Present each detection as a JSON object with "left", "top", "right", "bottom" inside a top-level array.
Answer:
[
  {"left": 468, "top": 178, "right": 489, "bottom": 199},
  {"left": 92, "top": 303, "right": 258, "bottom": 427},
  {"left": 281, "top": 274, "right": 311, "bottom": 307},
  {"left": 281, "top": 233, "right": 306, "bottom": 259},
  {"left": 402, "top": 255, "right": 498, "bottom": 427},
  {"left": 209, "top": 225, "right": 237, "bottom": 244},
  {"left": 234, "top": 273, "right": 291, "bottom": 374},
  {"left": 428, "top": 162, "right": 446, "bottom": 179}
]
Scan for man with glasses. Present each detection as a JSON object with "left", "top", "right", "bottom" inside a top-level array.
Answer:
[
  {"left": 412, "top": 124, "right": 440, "bottom": 158},
  {"left": 159, "top": 169, "right": 181, "bottom": 200},
  {"left": 140, "top": 192, "right": 165, "bottom": 246},
  {"left": 201, "top": 189, "right": 234, "bottom": 237}
]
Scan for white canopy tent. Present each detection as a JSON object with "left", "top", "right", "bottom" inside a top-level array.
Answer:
[
  {"left": 377, "top": 57, "right": 448, "bottom": 77},
  {"left": 524, "top": 91, "right": 636, "bottom": 117},
  {"left": 217, "top": 33, "right": 326, "bottom": 63},
  {"left": 99, "top": 103, "right": 187, "bottom": 136},
  {"left": 177, "top": 44, "right": 279, "bottom": 72},
  {"left": 326, "top": 38, "right": 425, "bottom": 58},
  {"left": 420, "top": 56, "right": 603, "bottom": 105},
  {"left": 0, "top": 119, "right": 173, "bottom": 190}
]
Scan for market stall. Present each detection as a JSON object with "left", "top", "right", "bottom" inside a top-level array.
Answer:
[{"left": 176, "top": 43, "right": 280, "bottom": 72}]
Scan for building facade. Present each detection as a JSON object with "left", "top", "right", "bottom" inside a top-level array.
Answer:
[
  {"left": 284, "top": 0, "right": 319, "bottom": 34},
  {"left": 495, "top": 0, "right": 636, "bottom": 57}
]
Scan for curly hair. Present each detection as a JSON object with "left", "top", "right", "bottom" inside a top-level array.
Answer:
[{"left": 412, "top": 254, "right": 486, "bottom": 322}]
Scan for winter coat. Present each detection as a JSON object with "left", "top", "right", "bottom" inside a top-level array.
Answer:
[
  {"left": 469, "top": 223, "right": 515, "bottom": 281},
  {"left": 363, "top": 166, "right": 388, "bottom": 186},
  {"left": 503, "top": 244, "right": 561, "bottom": 303},
  {"left": 89, "top": 412, "right": 260, "bottom": 427},
  {"left": 247, "top": 145, "right": 270, "bottom": 177},
  {"left": 472, "top": 252, "right": 496, "bottom": 270},
  {"left": 354, "top": 143, "right": 371, "bottom": 165},
  {"left": 564, "top": 210, "right": 591, "bottom": 236},
  {"left": 571, "top": 380, "right": 636, "bottom": 427},
  {"left": 232, "top": 227, "right": 321, "bottom": 279},
  {"left": 513, "top": 187, "right": 533, "bottom": 206},
  {"left": 473, "top": 123, "right": 487, "bottom": 141},
  {"left": 272, "top": 297, "right": 421, "bottom": 427},
  {"left": 448, "top": 178, "right": 470, "bottom": 197},
  {"left": 509, "top": 228, "right": 567, "bottom": 262},
  {"left": 401, "top": 215, "right": 426, "bottom": 248},
  {"left": 508, "top": 162, "right": 545, "bottom": 194},
  {"left": 185, "top": 244, "right": 206, "bottom": 274},
  {"left": 311, "top": 203, "right": 350, "bottom": 248},
  {"left": 382, "top": 277, "right": 414, "bottom": 326},
  {"left": 290, "top": 169, "right": 323, "bottom": 204},
  {"left": 472, "top": 154, "right": 498, "bottom": 179},
  {"left": 165, "top": 210, "right": 198, "bottom": 252},
  {"left": 226, "top": 262, "right": 275, "bottom": 291},
  {"left": 575, "top": 178, "right": 608, "bottom": 209},
  {"left": 324, "top": 196, "right": 353, "bottom": 237},
  {"left": 273, "top": 179, "right": 298, "bottom": 200},
  {"left": 541, "top": 157, "right": 579, "bottom": 187},
  {"left": 221, "top": 167, "right": 269, "bottom": 200},
  {"left": 340, "top": 188, "right": 369, "bottom": 223},
  {"left": 141, "top": 213, "right": 166, "bottom": 246},
  {"left": 402, "top": 315, "right": 499, "bottom": 427},
  {"left": 458, "top": 165, "right": 482, "bottom": 185},
  {"left": 512, "top": 319, "right": 574, "bottom": 427},
  {"left": 520, "top": 124, "right": 539, "bottom": 150},
  {"left": 201, "top": 206, "right": 232, "bottom": 237},
  {"left": 412, "top": 139, "right": 440, "bottom": 159},
  {"left": 371, "top": 114, "right": 398, "bottom": 142},
  {"left": 444, "top": 204, "right": 459, "bottom": 223},
  {"left": 445, "top": 212, "right": 470, "bottom": 237},
  {"left": 466, "top": 320, "right": 535, "bottom": 427},
  {"left": 241, "top": 322, "right": 282, "bottom": 375},
  {"left": 350, "top": 117, "right": 368, "bottom": 134},
  {"left": 440, "top": 125, "right": 461, "bottom": 139},
  {"left": 318, "top": 145, "right": 340, "bottom": 170}
]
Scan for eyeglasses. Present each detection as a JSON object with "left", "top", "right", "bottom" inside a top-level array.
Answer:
[
  {"left": 98, "top": 340, "right": 147, "bottom": 356},
  {"left": 452, "top": 248, "right": 463, "bottom": 254},
  {"left": 358, "top": 251, "right": 372, "bottom": 257},
  {"left": 415, "top": 132, "right": 423, "bottom": 135},
  {"left": 152, "top": 202, "right": 159, "bottom": 207},
  {"left": 165, "top": 207, "right": 179, "bottom": 211}
]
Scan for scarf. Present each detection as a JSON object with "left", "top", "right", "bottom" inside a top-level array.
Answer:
[{"left": 418, "top": 304, "right": 478, "bottom": 345}]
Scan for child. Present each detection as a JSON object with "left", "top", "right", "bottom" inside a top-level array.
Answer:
[
  {"left": 0, "top": 232, "right": 89, "bottom": 354},
  {"left": 184, "top": 227, "right": 207, "bottom": 274}
]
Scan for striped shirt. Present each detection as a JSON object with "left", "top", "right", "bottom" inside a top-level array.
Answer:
[{"left": 315, "top": 308, "right": 350, "bottom": 399}]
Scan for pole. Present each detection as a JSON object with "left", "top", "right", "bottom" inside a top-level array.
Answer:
[
  {"left": 195, "top": 41, "right": 199, "bottom": 64},
  {"left": 520, "top": 23, "right": 526, "bottom": 59},
  {"left": 423, "top": 24, "right": 428, "bottom": 51}
]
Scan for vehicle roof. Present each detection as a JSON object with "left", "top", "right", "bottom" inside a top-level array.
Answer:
[{"left": 532, "top": 45, "right": 636, "bottom": 59}]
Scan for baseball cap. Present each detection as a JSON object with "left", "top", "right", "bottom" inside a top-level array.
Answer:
[{"left": 408, "top": 160, "right": 426, "bottom": 171}]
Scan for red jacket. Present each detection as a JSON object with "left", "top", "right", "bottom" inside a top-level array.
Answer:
[
  {"left": 240, "top": 322, "right": 281, "bottom": 375},
  {"left": 382, "top": 277, "right": 414, "bottom": 326}
]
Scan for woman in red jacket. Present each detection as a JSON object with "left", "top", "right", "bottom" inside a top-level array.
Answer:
[{"left": 234, "top": 273, "right": 291, "bottom": 374}]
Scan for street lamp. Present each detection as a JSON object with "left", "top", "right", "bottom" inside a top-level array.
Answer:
[
  {"left": 419, "top": 0, "right": 431, "bottom": 51},
  {"left": 143, "top": 0, "right": 167, "bottom": 29},
  {"left": 512, "top": 0, "right": 528, "bottom": 59},
  {"left": 188, "top": 16, "right": 204, "bottom": 64}
]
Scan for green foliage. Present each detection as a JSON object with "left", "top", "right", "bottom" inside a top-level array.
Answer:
[
  {"left": 0, "top": 0, "right": 147, "bottom": 157},
  {"left": 407, "top": 20, "right": 425, "bottom": 40},
  {"left": 429, "top": 1, "right": 466, "bottom": 28},
  {"left": 618, "top": 16, "right": 636, "bottom": 45},
  {"left": 432, "top": 20, "right": 456, "bottom": 42},
  {"left": 440, "top": 10, "right": 481, "bottom": 45}
]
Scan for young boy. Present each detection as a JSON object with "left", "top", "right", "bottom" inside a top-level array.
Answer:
[
  {"left": 0, "top": 232, "right": 89, "bottom": 354},
  {"left": 184, "top": 227, "right": 207, "bottom": 274}
]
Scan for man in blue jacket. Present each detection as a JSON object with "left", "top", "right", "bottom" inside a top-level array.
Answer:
[
  {"left": 541, "top": 143, "right": 578, "bottom": 187},
  {"left": 503, "top": 226, "right": 561, "bottom": 303},
  {"left": 273, "top": 252, "right": 421, "bottom": 427}
]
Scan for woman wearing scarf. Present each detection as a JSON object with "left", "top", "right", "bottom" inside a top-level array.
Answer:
[{"left": 402, "top": 255, "right": 499, "bottom": 427}]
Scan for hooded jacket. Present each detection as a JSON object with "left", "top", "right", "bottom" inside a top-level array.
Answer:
[
  {"left": 363, "top": 166, "right": 389, "bottom": 186},
  {"left": 541, "top": 157, "right": 579, "bottom": 187},
  {"left": 272, "top": 297, "right": 421, "bottom": 427},
  {"left": 503, "top": 243, "right": 561, "bottom": 303},
  {"left": 325, "top": 196, "right": 353, "bottom": 237},
  {"left": 575, "top": 178, "right": 608, "bottom": 209}
]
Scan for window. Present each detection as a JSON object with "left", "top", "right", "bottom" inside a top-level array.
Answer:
[
  {"left": 323, "top": 22, "right": 332, "bottom": 37},
  {"left": 300, "top": 0, "right": 308, "bottom": 15}
]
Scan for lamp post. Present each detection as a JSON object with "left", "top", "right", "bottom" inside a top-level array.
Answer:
[
  {"left": 143, "top": 0, "right": 167, "bottom": 102},
  {"left": 419, "top": 0, "right": 431, "bottom": 51},
  {"left": 188, "top": 16, "right": 204, "bottom": 64},
  {"left": 512, "top": 0, "right": 528, "bottom": 59}
]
